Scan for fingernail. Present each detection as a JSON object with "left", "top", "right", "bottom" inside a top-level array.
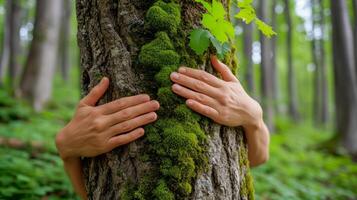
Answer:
[
  {"left": 186, "top": 99, "right": 193, "bottom": 105},
  {"left": 170, "top": 72, "right": 179, "bottom": 80},
  {"left": 172, "top": 84, "right": 181, "bottom": 91},
  {"left": 178, "top": 67, "right": 186, "bottom": 73}
]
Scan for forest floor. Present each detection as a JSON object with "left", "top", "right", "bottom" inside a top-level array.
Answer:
[{"left": 0, "top": 72, "right": 356, "bottom": 200}]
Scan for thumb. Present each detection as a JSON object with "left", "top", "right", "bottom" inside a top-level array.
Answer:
[
  {"left": 81, "top": 77, "right": 109, "bottom": 106},
  {"left": 210, "top": 55, "right": 238, "bottom": 82}
]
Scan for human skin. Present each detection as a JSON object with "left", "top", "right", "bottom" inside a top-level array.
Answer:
[{"left": 55, "top": 55, "right": 269, "bottom": 199}]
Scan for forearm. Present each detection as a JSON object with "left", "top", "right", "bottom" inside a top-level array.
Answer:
[
  {"left": 63, "top": 157, "right": 87, "bottom": 200},
  {"left": 244, "top": 119, "right": 270, "bottom": 167}
]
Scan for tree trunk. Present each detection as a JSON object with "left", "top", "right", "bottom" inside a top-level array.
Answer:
[
  {"left": 258, "top": 0, "right": 275, "bottom": 131},
  {"left": 270, "top": 0, "right": 281, "bottom": 114},
  {"left": 58, "top": 0, "right": 72, "bottom": 82},
  {"left": 330, "top": 0, "right": 357, "bottom": 157},
  {"left": 243, "top": 23, "right": 255, "bottom": 97},
  {"left": 319, "top": 0, "right": 329, "bottom": 124},
  {"left": 8, "top": 0, "right": 23, "bottom": 90},
  {"left": 0, "top": 0, "right": 11, "bottom": 86},
  {"left": 353, "top": 0, "right": 357, "bottom": 79},
  {"left": 19, "top": 0, "right": 62, "bottom": 111},
  {"left": 284, "top": 0, "right": 300, "bottom": 121},
  {"left": 76, "top": 0, "right": 254, "bottom": 199}
]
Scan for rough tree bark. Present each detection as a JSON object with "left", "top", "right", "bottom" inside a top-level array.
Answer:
[
  {"left": 76, "top": 0, "right": 254, "bottom": 199},
  {"left": 8, "top": 0, "right": 23, "bottom": 90},
  {"left": 258, "top": 0, "right": 275, "bottom": 131},
  {"left": 0, "top": 0, "right": 11, "bottom": 86},
  {"left": 243, "top": 23, "right": 255, "bottom": 96},
  {"left": 330, "top": 0, "right": 357, "bottom": 157},
  {"left": 284, "top": 0, "right": 300, "bottom": 121},
  {"left": 58, "top": 0, "right": 72, "bottom": 82},
  {"left": 19, "top": 0, "right": 62, "bottom": 111}
]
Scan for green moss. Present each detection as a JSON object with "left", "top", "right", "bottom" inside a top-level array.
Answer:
[
  {"left": 155, "top": 65, "right": 178, "bottom": 87},
  {"left": 174, "top": 104, "right": 201, "bottom": 123},
  {"left": 146, "top": 1, "right": 181, "bottom": 34},
  {"left": 157, "top": 87, "right": 181, "bottom": 110},
  {"left": 153, "top": 180, "right": 175, "bottom": 200},
  {"left": 139, "top": 32, "right": 180, "bottom": 70}
]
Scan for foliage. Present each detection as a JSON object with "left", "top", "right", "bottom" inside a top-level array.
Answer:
[
  {"left": 252, "top": 118, "right": 357, "bottom": 200},
  {"left": 189, "top": 0, "right": 276, "bottom": 59}
]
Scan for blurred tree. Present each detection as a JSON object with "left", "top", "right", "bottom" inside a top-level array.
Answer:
[
  {"left": 270, "top": 0, "right": 281, "bottom": 114},
  {"left": 311, "top": 0, "right": 329, "bottom": 125},
  {"left": 353, "top": 0, "right": 357, "bottom": 77},
  {"left": 8, "top": 0, "right": 22, "bottom": 90},
  {"left": 0, "top": 0, "right": 10, "bottom": 86},
  {"left": 284, "top": 0, "right": 300, "bottom": 122},
  {"left": 76, "top": 0, "right": 252, "bottom": 199},
  {"left": 58, "top": 0, "right": 71, "bottom": 82},
  {"left": 243, "top": 23, "right": 255, "bottom": 96},
  {"left": 330, "top": 0, "right": 357, "bottom": 157},
  {"left": 258, "top": 0, "right": 275, "bottom": 131},
  {"left": 19, "top": 0, "right": 62, "bottom": 111}
]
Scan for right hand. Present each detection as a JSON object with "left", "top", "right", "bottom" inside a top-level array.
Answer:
[{"left": 55, "top": 77, "right": 160, "bottom": 160}]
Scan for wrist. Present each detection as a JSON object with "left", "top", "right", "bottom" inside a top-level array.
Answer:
[{"left": 55, "top": 128, "right": 75, "bottom": 161}]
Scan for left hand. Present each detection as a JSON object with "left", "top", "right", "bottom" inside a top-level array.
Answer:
[{"left": 170, "top": 55, "right": 263, "bottom": 129}]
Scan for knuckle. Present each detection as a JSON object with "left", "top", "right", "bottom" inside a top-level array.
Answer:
[
  {"left": 120, "top": 121, "right": 132, "bottom": 132},
  {"left": 93, "top": 119, "right": 105, "bottom": 131},
  {"left": 194, "top": 81, "right": 205, "bottom": 91},
  {"left": 120, "top": 109, "right": 131, "bottom": 120}
]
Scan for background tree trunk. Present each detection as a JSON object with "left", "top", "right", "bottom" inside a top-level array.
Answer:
[
  {"left": 330, "top": 0, "right": 357, "bottom": 157},
  {"left": 0, "top": 0, "right": 11, "bottom": 86},
  {"left": 76, "top": 0, "right": 253, "bottom": 199},
  {"left": 58, "top": 0, "right": 72, "bottom": 82},
  {"left": 353, "top": 0, "right": 357, "bottom": 79},
  {"left": 243, "top": 23, "right": 255, "bottom": 97},
  {"left": 270, "top": 0, "right": 281, "bottom": 114},
  {"left": 8, "top": 0, "right": 22, "bottom": 90},
  {"left": 258, "top": 0, "right": 275, "bottom": 131},
  {"left": 20, "top": 0, "right": 62, "bottom": 111},
  {"left": 284, "top": 0, "right": 300, "bottom": 122},
  {"left": 319, "top": 0, "right": 329, "bottom": 125}
]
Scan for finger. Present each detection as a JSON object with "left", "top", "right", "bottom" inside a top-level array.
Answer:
[
  {"left": 103, "top": 100, "right": 160, "bottom": 126},
  {"left": 81, "top": 77, "right": 109, "bottom": 106},
  {"left": 98, "top": 94, "right": 151, "bottom": 115},
  {"left": 177, "top": 67, "right": 224, "bottom": 87},
  {"left": 210, "top": 55, "right": 238, "bottom": 82},
  {"left": 186, "top": 99, "right": 219, "bottom": 120},
  {"left": 106, "top": 112, "right": 157, "bottom": 137},
  {"left": 107, "top": 128, "right": 145, "bottom": 150},
  {"left": 172, "top": 84, "right": 217, "bottom": 108},
  {"left": 170, "top": 72, "right": 221, "bottom": 99}
]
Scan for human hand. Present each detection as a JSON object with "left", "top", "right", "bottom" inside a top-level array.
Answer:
[
  {"left": 170, "top": 55, "right": 263, "bottom": 129},
  {"left": 55, "top": 77, "right": 160, "bottom": 160}
]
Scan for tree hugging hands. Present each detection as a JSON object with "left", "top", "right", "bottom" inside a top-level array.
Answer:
[{"left": 55, "top": 55, "right": 269, "bottom": 199}]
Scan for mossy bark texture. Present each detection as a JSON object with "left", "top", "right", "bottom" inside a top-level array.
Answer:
[{"left": 76, "top": 0, "right": 253, "bottom": 199}]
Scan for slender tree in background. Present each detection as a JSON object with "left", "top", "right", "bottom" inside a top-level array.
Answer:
[
  {"left": 20, "top": 0, "right": 62, "bottom": 111},
  {"left": 353, "top": 0, "right": 357, "bottom": 78},
  {"left": 330, "top": 0, "right": 357, "bottom": 157},
  {"left": 258, "top": 0, "right": 275, "bottom": 131},
  {"left": 270, "top": 0, "right": 281, "bottom": 114},
  {"left": 243, "top": 23, "right": 255, "bottom": 96},
  {"left": 58, "top": 0, "right": 72, "bottom": 82},
  {"left": 0, "top": 0, "right": 11, "bottom": 86},
  {"left": 8, "top": 0, "right": 22, "bottom": 90},
  {"left": 284, "top": 0, "right": 300, "bottom": 121},
  {"left": 76, "top": 0, "right": 253, "bottom": 199}
]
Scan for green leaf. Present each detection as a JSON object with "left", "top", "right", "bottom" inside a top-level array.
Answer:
[
  {"left": 235, "top": 4, "right": 256, "bottom": 24},
  {"left": 195, "top": 0, "right": 212, "bottom": 13},
  {"left": 189, "top": 28, "right": 211, "bottom": 55},
  {"left": 255, "top": 19, "right": 277, "bottom": 38},
  {"left": 210, "top": 36, "right": 230, "bottom": 59},
  {"left": 211, "top": 0, "right": 226, "bottom": 19}
]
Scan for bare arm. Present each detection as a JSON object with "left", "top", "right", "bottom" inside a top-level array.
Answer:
[
  {"left": 56, "top": 77, "right": 160, "bottom": 199},
  {"left": 169, "top": 55, "right": 270, "bottom": 167}
]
